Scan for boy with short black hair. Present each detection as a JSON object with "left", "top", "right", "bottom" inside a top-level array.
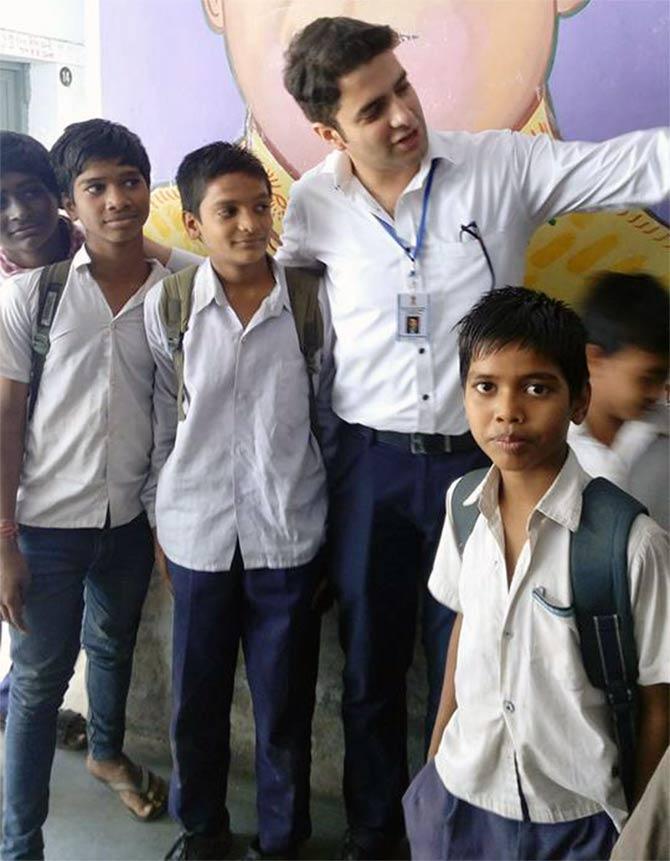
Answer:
[
  {"left": 144, "top": 142, "right": 329, "bottom": 861},
  {"left": 0, "top": 130, "right": 88, "bottom": 750},
  {"left": 0, "top": 130, "right": 85, "bottom": 277},
  {"left": 0, "top": 118, "right": 172, "bottom": 860},
  {"left": 403, "top": 287, "right": 669, "bottom": 861},
  {"left": 569, "top": 271, "right": 669, "bottom": 528}
]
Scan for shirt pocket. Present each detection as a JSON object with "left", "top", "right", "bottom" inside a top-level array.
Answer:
[{"left": 530, "top": 586, "right": 589, "bottom": 692}]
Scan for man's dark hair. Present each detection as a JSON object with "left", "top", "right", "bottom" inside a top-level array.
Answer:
[
  {"left": 0, "top": 131, "right": 61, "bottom": 200},
  {"left": 283, "top": 17, "right": 399, "bottom": 126},
  {"left": 50, "top": 119, "right": 151, "bottom": 198},
  {"left": 458, "top": 287, "right": 589, "bottom": 399},
  {"left": 580, "top": 271, "right": 669, "bottom": 357},
  {"left": 176, "top": 141, "right": 271, "bottom": 218}
]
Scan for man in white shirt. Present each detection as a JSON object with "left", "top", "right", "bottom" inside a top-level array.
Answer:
[
  {"left": 278, "top": 16, "right": 670, "bottom": 859},
  {"left": 0, "top": 120, "right": 174, "bottom": 860}
]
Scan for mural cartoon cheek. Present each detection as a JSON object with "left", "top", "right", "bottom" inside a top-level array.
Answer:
[{"left": 222, "top": 0, "right": 559, "bottom": 177}]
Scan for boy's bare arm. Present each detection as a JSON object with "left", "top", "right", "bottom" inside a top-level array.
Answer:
[
  {"left": 634, "top": 683, "right": 669, "bottom": 806},
  {"left": 0, "top": 378, "right": 30, "bottom": 632},
  {"left": 427, "top": 612, "right": 462, "bottom": 761}
]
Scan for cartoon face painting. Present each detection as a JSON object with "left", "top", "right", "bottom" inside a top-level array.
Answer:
[{"left": 203, "top": 0, "right": 586, "bottom": 177}]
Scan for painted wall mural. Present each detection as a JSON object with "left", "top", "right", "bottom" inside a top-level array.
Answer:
[{"left": 144, "top": 0, "right": 669, "bottom": 302}]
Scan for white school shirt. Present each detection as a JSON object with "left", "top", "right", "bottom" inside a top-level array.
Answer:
[
  {"left": 569, "top": 406, "right": 669, "bottom": 529},
  {"left": 277, "top": 128, "right": 670, "bottom": 435},
  {"left": 0, "top": 243, "right": 169, "bottom": 528},
  {"left": 428, "top": 449, "right": 669, "bottom": 831},
  {"left": 143, "top": 258, "right": 329, "bottom": 572}
]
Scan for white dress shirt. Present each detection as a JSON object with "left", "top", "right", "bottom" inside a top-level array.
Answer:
[
  {"left": 428, "top": 450, "right": 669, "bottom": 830},
  {"left": 0, "top": 244, "right": 169, "bottom": 528},
  {"left": 143, "top": 258, "right": 328, "bottom": 572},
  {"left": 277, "top": 128, "right": 670, "bottom": 434},
  {"left": 569, "top": 406, "right": 669, "bottom": 529}
]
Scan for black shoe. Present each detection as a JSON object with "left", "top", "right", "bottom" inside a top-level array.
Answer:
[
  {"left": 339, "top": 830, "right": 400, "bottom": 861},
  {"left": 165, "top": 829, "right": 233, "bottom": 860},
  {"left": 339, "top": 831, "right": 374, "bottom": 861},
  {"left": 241, "top": 836, "right": 299, "bottom": 860}
]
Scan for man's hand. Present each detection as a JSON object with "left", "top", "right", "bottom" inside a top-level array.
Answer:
[
  {"left": 153, "top": 531, "right": 172, "bottom": 595},
  {"left": 0, "top": 541, "right": 30, "bottom": 632}
]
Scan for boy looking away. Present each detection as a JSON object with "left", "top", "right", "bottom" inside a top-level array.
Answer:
[
  {"left": 569, "top": 272, "right": 669, "bottom": 529},
  {"left": 403, "top": 287, "right": 669, "bottom": 861},
  {"left": 0, "top": 119, "right": 170, "bottom": 860},
  {"left": 143, "top": 143, "right": 328, "bottom": 861}
]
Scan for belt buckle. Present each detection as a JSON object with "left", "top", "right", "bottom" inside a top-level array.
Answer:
[{"left": 410, "top": 433, "right": 427, "bottom": 455}]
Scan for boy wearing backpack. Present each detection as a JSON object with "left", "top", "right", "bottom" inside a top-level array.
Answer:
[
  {"left": 569, "top": 271, "right": 669, "bottom": 530},
  {"left": 143, "top": 142, "right": 329, "bottom": 861},
  {"left": 0, "top": 119, "right": 173, "bottom": 860},
  {"left": 402, "top": 287, "right": 669, "bottom": 861}
]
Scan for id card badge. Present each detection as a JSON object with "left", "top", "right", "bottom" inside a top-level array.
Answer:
[{"left": 397, "top": 292, "right": 430, "bottom": 341}]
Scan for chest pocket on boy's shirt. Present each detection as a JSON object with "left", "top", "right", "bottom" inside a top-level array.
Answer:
[{"left": 529, "top": 587, "right": 589, "bottom": 692}]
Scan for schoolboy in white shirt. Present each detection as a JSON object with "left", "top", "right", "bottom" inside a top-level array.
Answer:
[
  {"left": 0, "top": 119, "right": 171, "bottom": 860},
  {"left": 569, "top": 271, "right": 669, "bottom": 530},
  {"left": 143, "top": 142, "right": 329, "bottom": 861},
  {"left": 403, "top": 287, "right": 669, "bottom": 861}
]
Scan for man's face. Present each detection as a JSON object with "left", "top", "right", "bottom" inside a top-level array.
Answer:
[
  {"left": 217, "top": 0, "right": 569, "bottom": 176},
  {"left": 320, "top": 51, "right": 428, "bottom": 179},
  {"left": 64, "top": 159, "right": 150, "bottom": 251},
  {"left": 464, "top": 342, "right": 589, "bottom": 481},
  {"left": 184, "top": 172, "right": 273, "bottom": 272},
  {"left": 589, "top": 345, "right": 668, "bottom": 422},
  {"left": 0, "top": 172, "right": 60, "bottom": 260}
]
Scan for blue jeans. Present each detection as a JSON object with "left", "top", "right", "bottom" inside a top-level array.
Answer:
[{"left": 1, "top": 514, "right": 153, "bottom": 861}]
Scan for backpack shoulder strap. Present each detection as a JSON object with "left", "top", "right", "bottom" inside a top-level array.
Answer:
[
  {"left": 158, "top": 264, "right": 199, "bottom": 421},
  {"left": 571, "top": 476, "right": 646, "bottom": 808},
  {"left": 28, "top": 259, "right": 73, "bottom": 421},
  {"left": 450, "top": 467, "right": 488, "bottom": 557},
  {"left": 284, "top": 267, "right": 324, "bottom": 440}
]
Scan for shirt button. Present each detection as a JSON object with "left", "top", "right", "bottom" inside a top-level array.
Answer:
[
  {"left": 418, "top": 348, "right": 425, "bottom": 355},
  {"left": 422, "top": 394, "right": 429, "bottom": 401},
  {"left": 503, "top": 629, "right": 513, "bottom": 639},
  {"left": 503, "top": 700, "right": 515, "bottom": 714}
]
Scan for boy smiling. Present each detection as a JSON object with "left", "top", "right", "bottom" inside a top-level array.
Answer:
[
  {"left": 0, "top": 119, "right": 170, "bottom": 860},
  {"left": 403, "top": 287, "right": 669, "bottom": 861},
  {"left": 144, "top": 142, "right": 329, "bottom": 861}
]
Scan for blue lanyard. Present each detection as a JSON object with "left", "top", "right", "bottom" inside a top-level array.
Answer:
[{"left": 373, "top": 159, "right": 438, "bottom": 276}]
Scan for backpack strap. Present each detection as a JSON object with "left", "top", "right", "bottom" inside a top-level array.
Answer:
[
  {"left": 158, "top": 264, "right": 199, "bottom": 421},
  {"left": 450, "top": 467, "right": 489, "bottom": 556},
  {"left": 28, "top": 259, "right": 73, "bottom": 421},
  {"left": 284, "top": 267, "right": 324, "bottom": 442},
  {"left": 570, "top": 477, "right": 646, "bottom": 809}
]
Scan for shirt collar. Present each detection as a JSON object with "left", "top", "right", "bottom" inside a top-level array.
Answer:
[
  {"left": 192, "top": 256, "right": 288, "bottom": 318},
  {"left": 465, "top": 448, "right": 590, "bottom": 534},
  {"left": 328, "top": 127, "right": 457, "bottom": 195}
]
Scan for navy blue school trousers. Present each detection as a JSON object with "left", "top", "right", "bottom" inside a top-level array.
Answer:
[
  {"left": 403, "top": 760, "right": 618, "bottom": 861},
  {"left": 328, "top": 422, "right": 489, "bottom": 851},
  {"left": 167, "top": 545, "right": 321, "bottom": 854}
]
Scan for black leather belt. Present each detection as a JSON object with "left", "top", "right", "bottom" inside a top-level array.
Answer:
[{"left": 372, "top": 429, "right": 478, "bottom": 455}]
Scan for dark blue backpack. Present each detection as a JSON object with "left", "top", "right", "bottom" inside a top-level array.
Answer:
[{"left": 450, "top": 469, "right": 645, "bottom": 809}]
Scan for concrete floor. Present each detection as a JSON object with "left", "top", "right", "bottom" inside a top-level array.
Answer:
[
  {"left": 0, "top": 737, "right": 347, "bottom": 861},
  {"left": 0, "top": 635, "right": 349, "bottom": 860}
]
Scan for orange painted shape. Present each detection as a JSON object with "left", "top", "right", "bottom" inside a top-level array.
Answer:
[{"left": 566, "top": 235, "right": 619, "bottom": 273}]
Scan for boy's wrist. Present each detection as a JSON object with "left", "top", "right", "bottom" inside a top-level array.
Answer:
[{"left": 0, "top": 519, "right": 19, "bottom": 544}]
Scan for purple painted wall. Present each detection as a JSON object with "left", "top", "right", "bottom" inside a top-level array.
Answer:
[
  {"left": 550, "top": 0, "right": 669, "bottom": 222},
  {"left": 99, "top": 0, "right": 245, "bottom": 185}
]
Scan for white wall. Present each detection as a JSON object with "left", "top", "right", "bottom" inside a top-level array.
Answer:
[{"left": 0, "top": 0, "right": 98, "bottom": 147}]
